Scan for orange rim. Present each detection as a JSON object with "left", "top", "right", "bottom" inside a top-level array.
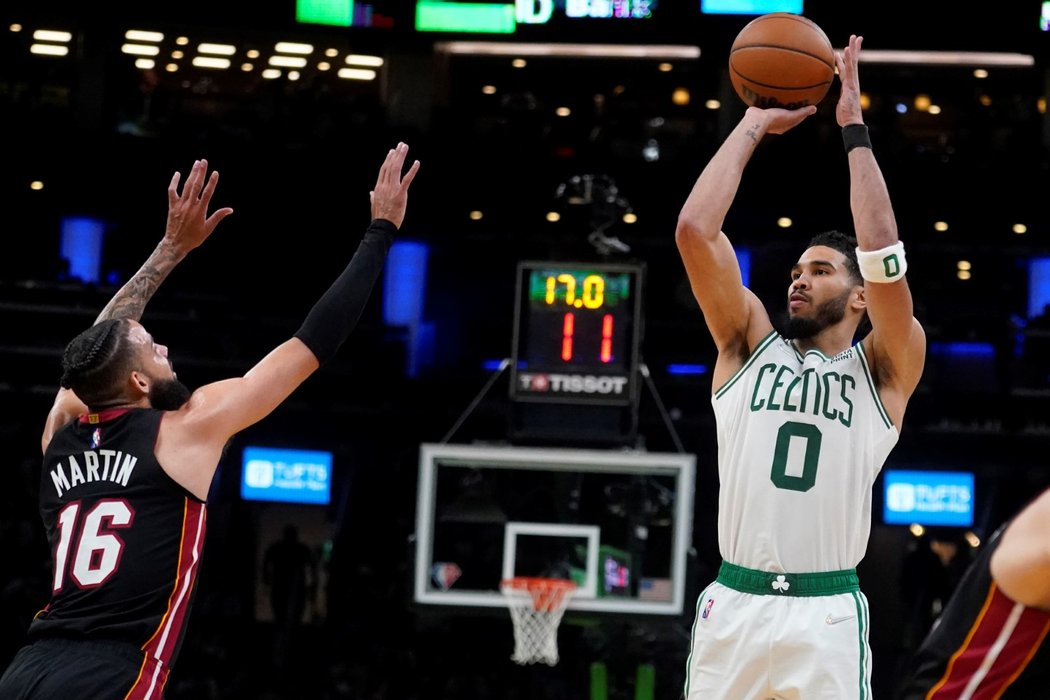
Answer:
[{"left": 501, "top": 577, "right": 576, "bottom": 612}]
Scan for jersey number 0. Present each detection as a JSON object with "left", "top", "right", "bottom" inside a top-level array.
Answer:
[{"left": 770, "top": 421, "right": 822, "bottom": 492}]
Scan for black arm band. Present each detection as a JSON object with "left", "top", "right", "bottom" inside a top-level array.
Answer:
[
  {"left": 294, "top": 218, "right": 396, "bottom": 364},
  {"left": 842, "top": 124, "right": 872, "bottom": 154}
]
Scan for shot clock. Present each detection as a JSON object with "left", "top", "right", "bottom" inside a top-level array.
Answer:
[{"left": 510, "top": 261, "right": 644, "bottom": 406}]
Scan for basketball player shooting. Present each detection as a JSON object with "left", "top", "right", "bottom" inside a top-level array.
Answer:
[
  {"left": 0, "top": 144, "right": 419, "bottom": 699},
  {"left": 675, "top": 35, "right": 926, "bottom": 698}
]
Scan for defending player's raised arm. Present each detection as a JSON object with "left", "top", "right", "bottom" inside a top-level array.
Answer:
[
  {"left": 838, "top": 35, "right": 925, "bottom": 404},
  {"left": 181, "top": 143, "right": 420, "bottom": 442},
  {"left": 990, "top": 489, "right": 1050, "bottom": 611},
  {"left": 95, "top": 159, "right": 233, "bottom": 325},
  {"left": 675, "top": 105, "right": 813, "bottom": 357},
  {"left": 41, "top": 159, "right": 232, "bottom": 453}
]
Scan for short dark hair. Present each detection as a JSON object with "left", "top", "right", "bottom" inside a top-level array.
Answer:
[
  {"left": 807, "top": 230, "right": 862, "bottom": 286},
  {"left": 60, "top": 319, "right": 135, "bottom": 406}
]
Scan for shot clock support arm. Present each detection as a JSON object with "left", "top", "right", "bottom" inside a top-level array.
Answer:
[{"left": 441, "top": 358, "right": 512, "bottom": 444}]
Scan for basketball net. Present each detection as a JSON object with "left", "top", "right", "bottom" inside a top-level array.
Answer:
[{"left": 500, "top": 577, "right": 576, "bottom": 666}]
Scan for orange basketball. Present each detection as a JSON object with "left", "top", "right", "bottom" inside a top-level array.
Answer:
[{"left": 729, "top": 12, "right": 836, "bottom": 109}]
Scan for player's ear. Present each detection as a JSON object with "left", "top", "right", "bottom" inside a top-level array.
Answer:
[
  {"left": 129, "top": 370, "right": 150, "bottom": 397},
  {"left": 850, "top": 285, "right": 866, "bottom": 312}
]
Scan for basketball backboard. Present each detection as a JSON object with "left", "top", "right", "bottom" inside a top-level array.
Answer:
[{"left": 414, "top": 442, "right": 696, "bottom": 615}]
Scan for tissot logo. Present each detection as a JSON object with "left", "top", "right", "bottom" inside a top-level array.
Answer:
[{"left": 518, "top": 373, "right": 629, "bottom": 395}]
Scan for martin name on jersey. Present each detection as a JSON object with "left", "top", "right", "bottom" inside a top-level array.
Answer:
[{"left": 50, "top": 448, "right": 139, "bottom": 498}]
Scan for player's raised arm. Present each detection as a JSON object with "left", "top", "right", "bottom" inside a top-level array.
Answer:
[
  {"left": 169, "top": 143, "right": 420, "bottom": 454},
  {"left": 675, "top": 105, "right": 814, "bottom": 367},
  {"left": 41, "top": 159, "right": 232, "bottom": 453},
  {"left": 836, "top": 35, "right": 926, "bottom": 424}
]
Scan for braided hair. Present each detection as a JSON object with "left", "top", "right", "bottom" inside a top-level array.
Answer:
[{"left": 60, "top": 318, "right": 135, "bottom": 406}]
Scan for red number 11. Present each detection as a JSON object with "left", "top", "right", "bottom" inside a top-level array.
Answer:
[{"left": 561, "top": 313, "right": 614, "bottom": 363}]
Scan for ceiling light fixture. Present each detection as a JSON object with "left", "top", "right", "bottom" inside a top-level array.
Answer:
[{"left": 436, "top": 41, "right": 700, "bottom": 60}]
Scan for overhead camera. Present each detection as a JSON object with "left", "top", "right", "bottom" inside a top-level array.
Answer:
[{"left": 554, "top": 173, "right": 634, "bottom": 256}]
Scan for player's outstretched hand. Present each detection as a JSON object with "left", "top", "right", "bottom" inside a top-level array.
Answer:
[
  {"left": 164, "top": 158, "right": 234, "bottom": 255},
  {"left": 835, "top": 34, "right": 864, "bottom": 127},
  {"left": 745, "top": 104, "right": 817, "bottom": 136},
  {"left": 370, "top": 142, "right": 421, "bottom": 229}
]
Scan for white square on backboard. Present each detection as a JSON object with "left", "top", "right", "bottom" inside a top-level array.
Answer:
[{"left": 502, "top": 522, "right": 600, "bottom": 599}]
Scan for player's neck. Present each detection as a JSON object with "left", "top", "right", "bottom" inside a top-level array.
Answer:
[
  {"left": 789, "top": 325, "right": 855, "bottom": 357},
  {"left": 89, "top": 397, "right": 149, "bottom": 412}
]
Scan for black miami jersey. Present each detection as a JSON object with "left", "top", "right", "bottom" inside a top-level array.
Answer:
[
  {"left": 31, "top": 407, "right": 207, "bottom": 695},
  {"left": 896, "top": 524, "right": 1050, "bottom": 700}
]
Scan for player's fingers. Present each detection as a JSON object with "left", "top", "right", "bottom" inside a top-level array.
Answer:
[
  {"left": 199, "top": 170, "right": 220, "bottom": 204},
  {"left": 193, "top": 159, "right": 209, "bottom": 198},
  {"left": 400, "top": 159, "right": 421, "bottom": 190},
  {"left": 184, "top": 159, "right": 204, "bottom": 197},
  {"left": 376, "top": 148, "right": 396, "bottom": 188},
  {"left": 387, "top": 143, "right": 408, "bottom": 183},
  {"left": 205, "top": 207, "right": 234, "bottom": 229},
  {"left": 168, "top": 171, "right": 182, "bottom": 206}
]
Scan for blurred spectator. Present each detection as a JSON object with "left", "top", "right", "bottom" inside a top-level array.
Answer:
[
  {"left": 263, "top": 524, "right": 317, "bottom": 668},
  {"left": 899, "top": 529, "right": 971, "bottom": 653}
]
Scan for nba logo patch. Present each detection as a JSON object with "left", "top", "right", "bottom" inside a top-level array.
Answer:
[
  {"left": 91, "top": 428, "right": 101, "bottom": 449},
  {"left": 702, "top": 597, "right": 715, "bottom": 620},
  {"left": 431, "top": 562, "right": 462, "bottom": 591}
]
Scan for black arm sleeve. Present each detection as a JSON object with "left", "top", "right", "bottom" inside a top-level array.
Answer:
[{"left": 294, "top": 218, "right": 396, "bottom": 364}]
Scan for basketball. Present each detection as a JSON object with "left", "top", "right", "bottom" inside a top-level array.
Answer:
[{"left": 728, "top": 12, "right": 836, "bottom": 109}]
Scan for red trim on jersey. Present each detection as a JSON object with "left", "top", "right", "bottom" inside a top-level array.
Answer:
[
  {"left": 127, "top": 499, "right": 206, "bottom": 699},
  {"left": 926, "top": 583, "right": 1050, "bottom": 699},
  {"left": 79, "top": 407, "right": 133, "bottom": 424},
  {"left": 123, "top": 656, "right": 169, "bottom": 700}
]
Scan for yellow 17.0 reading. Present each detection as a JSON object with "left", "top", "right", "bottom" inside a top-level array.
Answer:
[{"left": 545, "top": 273, "right": 605, "bottom": 309}]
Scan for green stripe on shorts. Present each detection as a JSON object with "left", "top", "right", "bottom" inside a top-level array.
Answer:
[{"left": 716, "top": 561, "right": 860, "bottom": 597}]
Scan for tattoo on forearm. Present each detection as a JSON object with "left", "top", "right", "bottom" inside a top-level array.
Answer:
[
  {"left": 95, "top": 246, "right": 180, "bottom": 324},
  {"left": 744, "top": 123, "right": 760, "bottom": 143}
]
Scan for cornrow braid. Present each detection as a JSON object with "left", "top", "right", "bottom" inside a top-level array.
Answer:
[{"left": 60, "top": 319, "right": 134, "bottom": 405}]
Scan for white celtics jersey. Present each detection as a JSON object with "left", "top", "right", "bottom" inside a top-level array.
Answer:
[{"left": 712, "top": 331, "right": 898, "bottom": 573}]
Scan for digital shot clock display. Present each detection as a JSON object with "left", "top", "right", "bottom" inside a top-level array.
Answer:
[{"left": 510, "top": 261, "right": 644, "bottom": 406}]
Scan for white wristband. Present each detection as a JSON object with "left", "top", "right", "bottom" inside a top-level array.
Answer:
[{"left": 856, "top": 242, "right": 907, "bottom": 282}]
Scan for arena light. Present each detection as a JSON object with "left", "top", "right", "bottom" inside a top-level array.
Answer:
[
  {"left": 192, "top": 56, "right": 231, "bottom": 69},
  {"left": 30, "top": 44, "right": 69, "bottom": 56},
  {"left": 435, "top": 41, "right": 700, "bottom": 59},
  {"left": 857, "top": 50, "right": 1034, "bottom": 67},
  {"left": 337, "top": 67, "right": 376, "bottom": 80},
  {"left": 269, "top": 55, "right": 307, "bottom": 68},
  {"left": 346, "top": 54, "right": 384, "bottom": 67},
  {"left": 197, "top": 42, "right": 236, "bottom": 56},
  {"left": 275, "top": 41, "right": 314, "bottom": 55},
  {"left": 122, "top": 43, "right": 160, "bottom": 56},
  {"left": 125, "top": 30, "right": 164, "bottom": 42},
  {"left": 32, "top": 29, "right": 72, "bottom": 43}
]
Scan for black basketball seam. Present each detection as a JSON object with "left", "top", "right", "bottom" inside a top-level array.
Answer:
[
  {"left": 730, "top": 73, "right": 832, "bottom": 91},
  {"left": 730, "top": 45, "right": 835, "bottom": 70}
]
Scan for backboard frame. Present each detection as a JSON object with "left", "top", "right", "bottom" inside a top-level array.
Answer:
[{"left": 414, "top": 442, "right": 696, "bottom": 615}]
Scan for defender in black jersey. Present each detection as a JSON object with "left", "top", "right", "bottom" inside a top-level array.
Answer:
[
  {"left": 0, "top": 145, "right": 419, "bottom": 699},
  {"left": 895, "top": 488, "right": 1050, "bottom": 700}
]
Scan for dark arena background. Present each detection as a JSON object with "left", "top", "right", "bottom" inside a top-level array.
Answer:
[{"left": 2, "top": 1, "right": 1050, "bottom": 698}]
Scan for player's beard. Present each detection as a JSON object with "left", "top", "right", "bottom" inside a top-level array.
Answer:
[
  {"left": 149, "top": 377, "right": 192, "bottom": 410},
  {"left": 781, "top": 289, "right": 850, "bottom": 340}
]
